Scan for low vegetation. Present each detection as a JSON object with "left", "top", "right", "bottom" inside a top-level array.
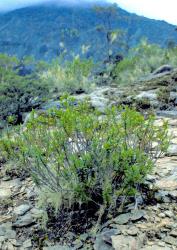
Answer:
[
  {"left": 0, "top": 54, "right": 50, "bottom": 128},
  {"left": 0, "top": 53, "right": 95, "bottom": 129},
  {"left": 112, "top": 39, "right": 177, "bottom": 85},
  {"left": 1, "top": 98, "right": 169, "bottom": 228},
  {"left": 39, "top": 58, "right": 94, "bottom": 94}
]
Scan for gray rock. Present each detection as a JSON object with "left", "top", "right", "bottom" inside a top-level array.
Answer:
[
  {"left": 79, "top": 233, "right": 89, "bottom": 242},
  {"left": 73, "top": 239, "right": 83, "bottom": 249},
  {"left": 126, "top": 227, "right": 139, "bottom": 236},
  {"left": 153, "top": 65, "right": 173, "bottom": 75},
  {"left": 13, "top": 213, "right": 34, "bottom": 228},
  {"left": 135, "top": 90, "right": 157, "bottom": 102},
  {"left": 164, "top": 236, "right": 177, "bottom": 246},
  {"left": 131, "top": 210, "right": 146, "bottom": 222},
  {"left": 159, "top": 213, "right": 166, "bottom": 218},
  {"left": 14, "top": 204, "right": 32, "bottom": 216},
  {"left": 10, "top": 239, "right": 23, "bottom": 247},
  {"left": 164, "top": 210, "right": 174, "bottom": 218},
  {"left": 141, "top": 245, "right": 171, "bottom": 250},
  {"left": 114, "top": 213, "right": 131, "bottom": 225},
  {"left": 102, "top": 229, "right": 120, "bottom": 244},
  {"left": 167, "top": 144, "right": 177, "bottom": 156},
  {"left": 157, "top": 110, "right": 177, "bottom": 118},
  {"left": 23, "top": 239, "right": 32, "bottom": 249},
  {"left": 89, "top": 96, "right": 108, "bottom": 112},
  {"left": 169, "top": 229, "right": 177, "bottom": 237},
  {"left": 0, "top": 183, "right": 11, "bottom": 200},
  {"left": 154, "top": 191, "right": 171, "bottom": 203},
  {"left": 0, "top": 236, "right": 5, "bottom": 242},
  {"left": 3, "top": 241, "right": 15, "bottom": 250},
  {"left": 145, "top": 174, "right": 156, "bottom": 183},
  {"left": 2, "top": 176, "right": 11, "bottom": 181},
  {"left": 94, "top": 229, "right": 120, "bottom": 250},
  {"left": 135, "top": 90, "right": 160, "bottom": 108},
  {"left": 94, "top": 234, "right": 114, "bottom": 250},
  {"left": 111, "top": 235, "right": 138, "bottom": 250},
  {"left": 0, "top": 223, "right": 16, "bottom": 239},
  {"left": 41, "top": 101, "right": 63, "bottom": 110}
]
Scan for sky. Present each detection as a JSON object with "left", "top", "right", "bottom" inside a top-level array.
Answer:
[
  {"left": 110, "top": 0, "right": 177, "bottom": 25},
  {"left": 0, "top": 0, "right": 176, "bottom": 25}
]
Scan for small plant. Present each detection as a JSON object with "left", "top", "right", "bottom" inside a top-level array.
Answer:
[
  {"left": 157, "top": 87, "right": 171, "bottom": 105},
  {"left": 134, "top": 97, "right": 151, "bottom": 110},
  {"left": 1, "top": 98, "right": 169, "bottom": 214}
]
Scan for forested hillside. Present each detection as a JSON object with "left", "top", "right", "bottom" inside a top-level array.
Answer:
[{"left": 0, "top": 3, "right": 176, "bottom": 61}]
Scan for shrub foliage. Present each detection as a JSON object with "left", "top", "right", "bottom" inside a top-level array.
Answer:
[
  {"left": 39, "top": 58, "right": 94, "bottom": 94},
  {"left": 1, "top": 98, "right": 169, "bottom": 213},
  {"left": 0, "top": 54, "right": 50, "bottom": 127},
  {"left": 112, "top": 39, "right": 177, "bottom": 85}
]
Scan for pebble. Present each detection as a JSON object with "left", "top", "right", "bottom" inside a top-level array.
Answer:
[
  {"left": 169, "top": 229, "right": 177, "bottom": 237},
  {"left": 164, "top": 211, "right": 174, "bottom": 218},
  {"left": 158, "top": 213, "right": 166, "bottom": 218},
  {"left": 126, "top": 227, "right": 139, "bottom": 236},
  {"left": 158, "top": 242, "right": 165, "bottom": 247}
]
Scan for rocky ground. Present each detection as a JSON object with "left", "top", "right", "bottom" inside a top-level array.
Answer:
[{"left": 0, "top": 68, "right": 177, "bottom": 250}]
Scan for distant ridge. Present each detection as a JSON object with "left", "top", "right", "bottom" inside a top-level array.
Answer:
[{"left": 0, "top": 3, "right": 176, "bottom": 61}]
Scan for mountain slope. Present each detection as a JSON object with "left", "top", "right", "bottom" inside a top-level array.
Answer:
[{"left": 0, "top": 4, "right": 176, "bottom": 61}]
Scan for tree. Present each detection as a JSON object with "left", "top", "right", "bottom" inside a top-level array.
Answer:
[{"left": 93, "top": 4, "right": 124, "bottom": 61}]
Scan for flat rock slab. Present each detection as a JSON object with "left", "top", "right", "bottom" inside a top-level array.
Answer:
[
  {"left": 157, "top": 110, "right": 177, "bottom": 118},
  {"left": 0, "top": 188, "right": 11, "bottom": 200},
  {"left": 114, "top": 210, "right": 146, "bottom": 225},
  {"left": 13, "top": 204, "right": 32, "bottom": 216},
  {"left": 141, "top": 246, "right": 172, "bottom": 250},
  {"left": 0, "top": 182, "right": 12, "bottom": 200},
  {"left": 154, "top": 157, "right": 177, "bottom": 191},
  {"left": 0, "top": 179, "right": 22, "bottom": 201},
  {"left": 111, "top": 235, "right": 141, "bottom": 250},
  {"left": 94, "top": 234, "right": 114, "bottom": 250},
  {"left": 13, "top": 213, "right": 34, "bottom": 228},
  {"left": 0, "top": 223, "right": 16, "bottom": 239},
  {"left": 164, "top": 236, "right": 177, "bottom": 246}
]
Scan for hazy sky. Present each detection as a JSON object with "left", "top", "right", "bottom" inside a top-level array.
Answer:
[
  {"left": 111, "top": 0, "right": 177, "bottom": 25},
  {"left": 0, "top": 0, "right": 176, "bottom": 25}
]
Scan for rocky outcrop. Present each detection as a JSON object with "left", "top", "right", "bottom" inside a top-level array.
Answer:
[{"left": 72, "top": 68, "right": 177, "bottom": 112}]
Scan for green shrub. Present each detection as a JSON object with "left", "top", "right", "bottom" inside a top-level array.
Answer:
[
  {"left": 157, "top": 87, "right": 171, "bottom": 105},
  {"left": 39, "top": 57, "right": 94, "bottom": 94},
  {"left": 1, "top": 98, "right": 169, "bottom": 215},
  {"left": 0, "top": 54, "right": 50, "bottom": 127},
  {"left": 112, "top": 39, "right": 177, "bottom": 85}
]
